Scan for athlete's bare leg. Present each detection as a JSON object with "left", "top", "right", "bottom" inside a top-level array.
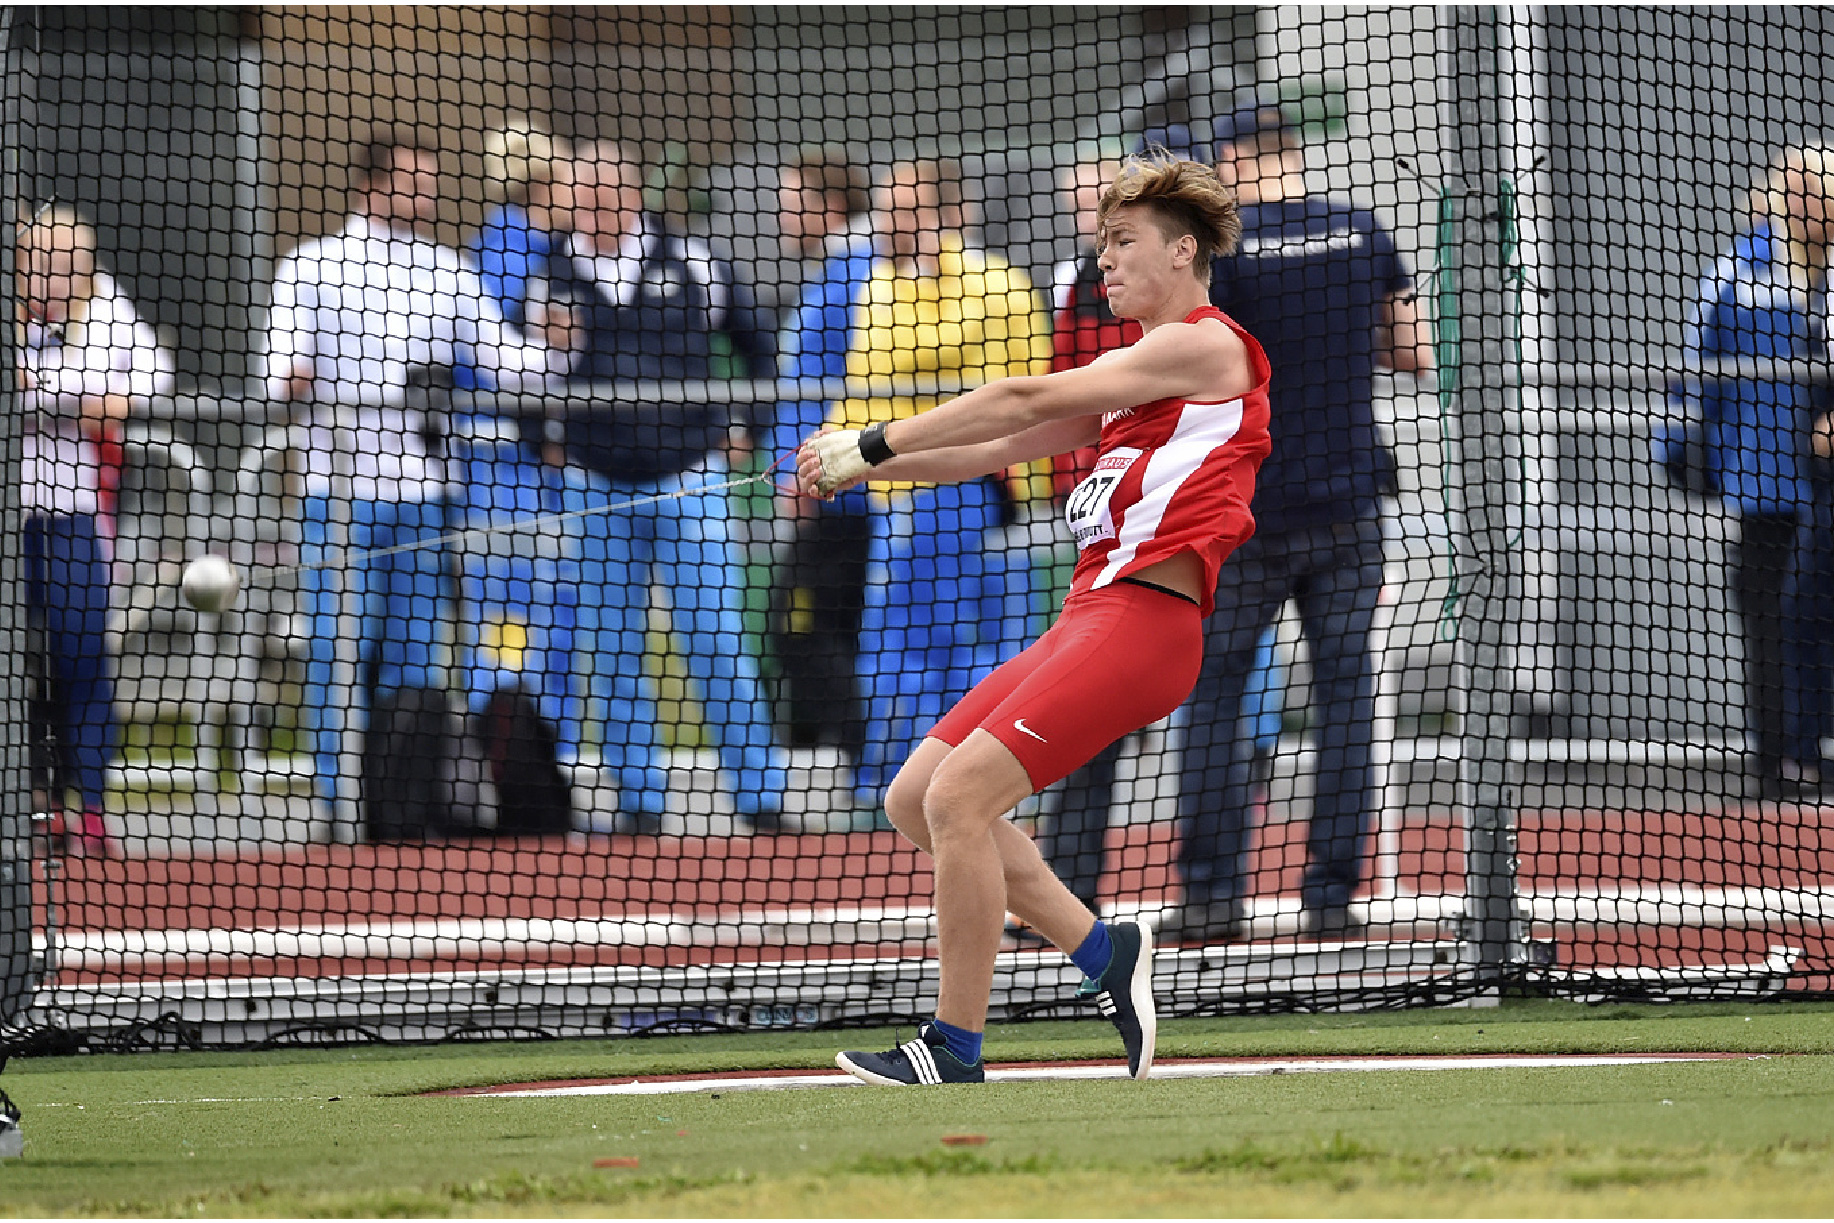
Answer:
[
  {"left": 885, "top": 730, "right": 1099, "bottom": 1034},
  {"left": 989, "top": 819, "right": 1099, "bottom": 950},
  {"left": 885, "top": 738, "right": 1098, "bottom": 951},
  {"left": 879, "top": 736, "right": 954, "bottom": 848}
]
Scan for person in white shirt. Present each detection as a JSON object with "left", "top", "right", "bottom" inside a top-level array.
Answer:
[
  {"left": 264, "top": 129, "right": 571, "bottom": 833},
  {"left": 17, "top": 206, "right": 175, "bottom": 855}
]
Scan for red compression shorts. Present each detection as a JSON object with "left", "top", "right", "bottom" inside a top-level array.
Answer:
[{"left": 927, "top": 580, "right": 1204, "bottom": 790}]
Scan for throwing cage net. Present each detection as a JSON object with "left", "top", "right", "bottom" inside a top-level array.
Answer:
[{"left": 1, "top": 5, "right": 1830, "bottom": 1053}]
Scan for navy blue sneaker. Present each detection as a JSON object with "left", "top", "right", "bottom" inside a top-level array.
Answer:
[
  {"left": 1077, "top": 917, "right": 1157, "bottom": 1079},
  {"left": 836, "top": 1021, "right": 986, "bottom": 1085}
]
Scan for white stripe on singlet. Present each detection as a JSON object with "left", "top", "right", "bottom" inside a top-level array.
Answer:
[{"left": 1092, "top": 398, "right": 1246, "bottom": 591}]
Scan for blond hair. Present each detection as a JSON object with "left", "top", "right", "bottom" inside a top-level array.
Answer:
[
  {"left": 17, "top": 204, "right": 99, "bottom": 341},
  {"left": 482, "top": 122, "right": 567, "bottom": 201},
  {"left": 1752, "top": 145, "right": 1834, "bottom": 287},
  {"left": 1097, "top": 153, "right": 1241, "bottom": 277}
]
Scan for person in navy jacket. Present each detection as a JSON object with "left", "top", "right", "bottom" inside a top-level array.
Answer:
[
  {"left": 506, "top": 141, "right": 790, "bottom": 832},
  {"left": 1033, "top": 144, "right": 1287, "bottom": 923},
  {"left": 1165, "top": 105, "right": 1432, "bottom": 943}
]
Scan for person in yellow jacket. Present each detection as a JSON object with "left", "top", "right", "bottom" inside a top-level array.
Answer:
[{"left": 828, "top": 160, "right": 1052, "bottom": 809}]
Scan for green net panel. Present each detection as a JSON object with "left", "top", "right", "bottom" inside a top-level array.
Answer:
[{"left": 0, "top": 5, "right": 1829, "bottom": 1052}]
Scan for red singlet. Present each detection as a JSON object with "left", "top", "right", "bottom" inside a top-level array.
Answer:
[
  {"left": 928, "top": 305, "right": 1272, "bottom": 789},
  {"left": 1064, "top": 305, "right": 1271, "bottom": 617}
]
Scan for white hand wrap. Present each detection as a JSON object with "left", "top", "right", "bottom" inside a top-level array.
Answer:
[{"left": 811, "top": 429, "right": 872, "bottom": 495}]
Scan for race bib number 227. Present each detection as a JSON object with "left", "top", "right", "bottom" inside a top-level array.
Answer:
[{"left": 1066, "top": 446, "right": 1143, "bottom": 549}]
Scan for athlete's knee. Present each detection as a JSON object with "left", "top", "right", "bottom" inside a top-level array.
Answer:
[
  {"left": 922, "top": 790, "right": 990, "bottom": 852},
  {"left": 882, "top": 768, "right": 932, "bottom": 851},
  {"left": 921, "top": 765, "right": 1009, "bottom": 849}
]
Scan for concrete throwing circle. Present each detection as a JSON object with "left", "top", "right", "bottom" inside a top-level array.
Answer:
[{"left": 439, "top": 1053, "right": 1749, "bottom": 1098}]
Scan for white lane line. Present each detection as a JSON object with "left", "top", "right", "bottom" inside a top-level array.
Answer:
[
  {"left": 41, "top": 885, "right": 1834, "bottom": 969},
  {"left": 38, "top": 905, "right": 942, "bottom": 969},
  {"left": 466, "top": 1054, "right": 1731, "bottom": 1097},
  {"left": 32, "top": 1097, "right": 318, "bottom": 1107}
]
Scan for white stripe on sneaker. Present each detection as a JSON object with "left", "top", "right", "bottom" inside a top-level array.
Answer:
[{"left": 904, "top": 1038, "right": 941, "bottom": 1085}]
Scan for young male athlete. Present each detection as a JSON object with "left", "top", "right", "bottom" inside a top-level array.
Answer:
[{"left": 799, "top": 153, "right": 1272, "bottom": 1084}]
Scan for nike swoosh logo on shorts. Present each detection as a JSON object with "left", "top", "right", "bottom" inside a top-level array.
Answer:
[{"left": 1013, "top": 719, "right": 1047, "bottom": 742}]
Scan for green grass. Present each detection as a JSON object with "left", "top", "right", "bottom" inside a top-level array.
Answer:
[{"left": 3, "top": 1001, "right": 1834, "bottom": 1216}]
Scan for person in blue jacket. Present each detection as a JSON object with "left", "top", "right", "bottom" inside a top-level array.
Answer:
[
  {"left": 472, "top": 124, "right": 562, "bottom": 330},
  {"left": 458, "top": 124, "right": 564, "bottom": 397},
  {"left": 451, "top": 124, "right": 577, "bottom": 772},
  {"left": 1665, "top": 146, "right": 1834, "bottom": 798},
  {"left": 480, "top": 140, "right": 791, "bottom": 832},
  {"left": 769, "top": 148, "right": 877, "bottom": 763}
]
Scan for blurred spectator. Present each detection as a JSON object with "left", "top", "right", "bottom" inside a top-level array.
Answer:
[
  {"left": 451, "top": 120, "right": 579, "bottom": 775},
  {"left": 264, "top": 128, "right": 569, "bottom": 830},
  {"left": 458, "top": 121, "right": 569, "bottom": 396},
  {"left": 770, "top": 147, "right": 877, "bottom": 757},
  {"left": 1044, "top": 154, "right": 1131, "bottom": 498},
  {"left": 829, "top": 159, "right": 1052, "bottom": 809},
  {"left": 16, "top": 205, "right": 174, "bottom": 855},
  {"left": 520, "top": 141, "right": 790, "bottom": 832},
  {"left": 1670, "top": 146, "right": 1834, "bottom": 798},
  {"left": 1049, "top": 156, "right": 1130, "bottom": 346},
  {"left": 1032, "top": 145, "right": 1284, "bottom": 919},
  {"left": 1164, "top": 106, "right": 1430, "bottom": 942}
]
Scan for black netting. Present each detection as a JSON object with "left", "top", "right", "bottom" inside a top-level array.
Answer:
[{"left": 1, "top": 5, "right": 1830, "bottom": 1053}]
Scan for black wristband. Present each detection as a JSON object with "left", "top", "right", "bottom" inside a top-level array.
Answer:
[{"left": 859, "top": 421, "right": 897, "bottom": 466}]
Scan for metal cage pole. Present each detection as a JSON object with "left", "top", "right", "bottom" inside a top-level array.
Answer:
[
  {"left": 1443, "top": 5, "right": 1528, "bottom": 981},
  {"left": 0, "top": 4, "right": 36, "bottom": 1028}
]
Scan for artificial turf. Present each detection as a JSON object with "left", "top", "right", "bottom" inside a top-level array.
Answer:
[{"left": 1, "top": 1000, "right": 1832, "bottom": 1217}]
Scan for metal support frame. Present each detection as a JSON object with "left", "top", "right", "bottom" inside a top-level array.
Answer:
[
  {"left": 0, "top": 4, "right": 37, "bottom": 1029},
  {"left": 5, "top": 4, "right": 1830, "bottom": 1038},
  {"left": 1442, "top": 7, "right": 1528, "bottom": 979}
]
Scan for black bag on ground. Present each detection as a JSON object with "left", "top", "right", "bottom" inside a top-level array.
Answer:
[
  {"left": 475, "top": 686, "right": 574, "bottom": 835},
  {"left": 362, "top": 686, "right": 487, "bottom": 840}
]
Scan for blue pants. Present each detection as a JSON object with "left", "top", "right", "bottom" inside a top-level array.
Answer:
[
  {"left": 452, "top": 430, "right": 577, "bottom": 732},
  {"left": 1785, "top": 490, "right": 1834, "bottom": 765},
  {"left": 1042, "top": 623, "right": 1284, "bottom": 908},
  {"left": 301, "top": 497, "right": 450, "bottom": 803},
  {"left": 854, "top": 479, "right": 1029, "bottom": 798},
  {"left": 1180, "top": 514, "right": 1386, "bottom": 914},
  {"left": 562, "top": 463, "right": 787, "bottom": 818},
  {"left": 26, "top": 513, "right": 115, "bottom": 813}
]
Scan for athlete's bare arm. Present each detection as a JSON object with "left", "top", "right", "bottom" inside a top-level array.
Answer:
[
  {"left": 799, "top": 318, "right": 1251, "bottom": 499},
  {"left": 883, "top": 317, "right": 1250, "bottom": 457},
  {"left": 812, "top": 415, "right": 1100, "bottom": 495}
]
